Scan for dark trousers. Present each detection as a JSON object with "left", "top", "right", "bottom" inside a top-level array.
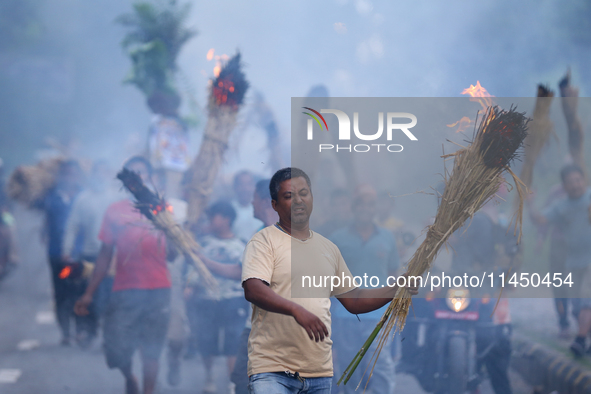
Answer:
[
  {"left": 550, "top": 241, "right": 570, "bottom": 328},
  {"left": 555, "top": 298, "right": 570, "bottom": 329},
  {"left": 230, "top": 327, "right": 251, "bottom": 394},
  {"left": 49, "top": 257, "right": 97, "bottom": 339},
  {"left": 477, "top": 324, "right": 513, "bottom": 394}
]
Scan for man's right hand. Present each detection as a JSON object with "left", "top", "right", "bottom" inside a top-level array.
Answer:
[
  {"left": 74, "top": 293, "right": 93, "bottom": 316},
  {"left": 291, "top": 305, "right": 328, "bottom": 342}
]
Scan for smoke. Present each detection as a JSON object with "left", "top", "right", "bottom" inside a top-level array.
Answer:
[{"left": 0, "top": 0, "right": 588, "bottom": 170}]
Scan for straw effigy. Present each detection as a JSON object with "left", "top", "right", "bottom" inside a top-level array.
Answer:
[
  {"left": 339, "top": 106, "right": 530, "bottom": 390},
  {"left": 517, "top": 85, "right": 555, "bottom": 201},
  {"left": 559, "top": 70, "right": 584, "bottom": 173},
  {"left": 117, "top": 168, "right": 218, "bottom": 295},
  {"left": 7, "top": 157, "right": 65, "bottom": 209},
  {"left": 185, "top": 52, "right": 249, "bottom": 227}
]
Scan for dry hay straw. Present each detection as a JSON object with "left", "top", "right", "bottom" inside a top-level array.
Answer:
[
  {"left": 186, "top": 106, "right": 238, "bottom": 225},
  {"left": 339, "top": 106, "right": 530, "bottom": 390},
  {"left": 152, "top": 209, "right": 219, "bottom": 296},
  {"left": 7, "top": 157, "right": 65, "bottom": 208},
  {"left": 185, "top": 52, "right": 248, "bottom": 226},
  {"left": 117, "top": 168, "right": 218, "bottom": 295},
  {"left": 559, "top": 70, "right": 584, "bottom": 171},
  {"left": 519, "top": 85, "right": 555, "bottom": 192}
]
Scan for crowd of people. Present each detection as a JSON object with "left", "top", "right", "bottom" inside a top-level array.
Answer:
[
  {"left": 18, "top": 154, "right": 419, "bottom": 394},
  {"left": 0, "top": 147, "right": 589, "bottom": 394}
]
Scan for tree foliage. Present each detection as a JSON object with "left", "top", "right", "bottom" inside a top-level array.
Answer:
[{"left": 116, "top": 0, "right": 196, "bottom": 99}]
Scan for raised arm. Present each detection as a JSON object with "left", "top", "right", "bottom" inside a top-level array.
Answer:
[{"left": 243, "top": 278, "right": 329, "bottom": 342}]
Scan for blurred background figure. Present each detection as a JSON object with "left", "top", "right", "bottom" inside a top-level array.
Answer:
[
  {"left": 231, "top": 171, "right": 263, "bottom": 243},
  {"left": 62, "top": 159, "right": 119, "bottom": 348},
  {"left": 152, "top": 168, "right": 191, "bottom": 387},
  {"left": 529, "top": 165, "right": 591, "bottom": 358},
  {"left": 330, "top": 184, "right": 400, "bottom": 394},
  {"left": 0, "top": 157, "right": 18, "bottom": 280},
  {"left": 74, "top": 156, "right": 172, "bottom": 394},
  {"left": 316, "top": 188, "right": 352, "bottom": 238},
  {"left": 42, "top": 159, "right": 84, "bottom": 346},
  {"left": 186, "top": 200, "right": 247, "bottom": 394},
  {"left": 231, "top": 178, "right": 277, "bottom": 394},
  {"left": 449, "top": 198, "right": 516, "bottom": 394}
]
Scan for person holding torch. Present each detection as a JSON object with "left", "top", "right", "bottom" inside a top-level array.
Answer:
[{"left": 241, "top": 167, "right": 418, "bottom": 394}]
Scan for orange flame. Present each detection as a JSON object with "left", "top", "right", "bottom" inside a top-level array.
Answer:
[
  {"left": 59, "top": 266, "right": 71, "bottom": 279},
  {"left": 462, "top": 81, "right": 495, "bottom": 112},
  {"left": 447, "top": 116, "right": 472, "bottom": 134},
  {"left": 448, "top": 81, "right": 496, "bottom": 133},
  {"left": 206, "top": 48, "right": 215, "bottom": 61},
  {"left": 207, "top": 49, "right": 229, "bottom": 78}
]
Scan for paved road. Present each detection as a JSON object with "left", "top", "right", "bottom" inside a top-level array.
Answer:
[{"left": 0, "top": 207, "right": 530, "bottom": 393}]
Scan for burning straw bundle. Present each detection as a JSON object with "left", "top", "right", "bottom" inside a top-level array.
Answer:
[
  {"left": 519, "top": 85, "right": 555, "bottom": 191},
  {"left": 559, "top": 70, "right": 584, "bottom": 172},
  {"left": 339, "top": 106, "right": 529, "bottom": 389},
  {"left": 185, "top": 52, "right": 248, "bottom": 226},
  {"left": 7, "top": 157, "right": 65, "bottom": 208},
  {"left": 117, "top": 168, "right": 218, "bottom": 294}
]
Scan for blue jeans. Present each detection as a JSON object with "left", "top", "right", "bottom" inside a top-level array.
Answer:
[{"left": 248, "top": 372, "right": 332, "bottom": 394}]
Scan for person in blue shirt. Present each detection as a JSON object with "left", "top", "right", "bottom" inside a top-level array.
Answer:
[
  {"left": 530, "top": 164, "right": 591, "bottom": 357},
  {"left": 42, "top": 160, "right": 84, "bottom": 346},
  {"left": 329, "top": 185, "right": 400, "bottom": 394}
]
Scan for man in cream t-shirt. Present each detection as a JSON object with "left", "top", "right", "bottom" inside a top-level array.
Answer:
[{"left": 242, "top": 167, "right": 418, "bottom": 393}]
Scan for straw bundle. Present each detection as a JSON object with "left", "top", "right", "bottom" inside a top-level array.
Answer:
[
  {"left": 185, "top": 52, "right": 248, "bottom": 226},
  {"left": 519, "top": 85, "right": 555, "bottom": 190},
  {"left": 559, "top": 70, "right": 584, "bottom": 172},
  {"left": 339, "top": 106, "right": 529, "bottom": 389},
  {"left": 117, "top": 168, "right": 218, "bottom": 295},
  {"left": 7, "top": 157, "right": 65, "bottom": 209}
]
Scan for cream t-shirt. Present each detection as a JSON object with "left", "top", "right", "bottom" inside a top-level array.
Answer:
[{"left": 241, "top": 225, "right": 356, "bottom": 378}]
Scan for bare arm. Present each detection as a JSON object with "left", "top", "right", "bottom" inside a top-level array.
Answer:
[
  {"left": 243, "top": 278, "right": 329, "bottom": 342},
  {"left": 198, "top": 253, "right": 242, "bottom": 280},
  {"left": 74, "top": 242, "right": 113, "bottom": 315},
  {"left": 337, "top": 274, "right": 419, "bottom": 315}
]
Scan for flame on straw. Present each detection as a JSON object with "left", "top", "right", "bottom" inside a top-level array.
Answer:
[
  {"left": 207, "top": 48, "right": 230, "bottom": 78},
  {"left": 59, "top": 266, "right": 71, "bottom": 279},
  {"left": 462, "top": 80, "right": 495, "bottom": 112},
  {"left": 448, "top": 81, "right": 495, "bottom": 133},
  {"left": 447, "top": 116, "right": 472, "bottom": 134},
  {"left": 209, "top": 52, "right": 248, "bottom": 109}
]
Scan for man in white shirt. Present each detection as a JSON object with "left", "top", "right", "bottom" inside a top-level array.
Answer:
[{"left": 242, "top": 167, "right": 418, "bottom": 393}]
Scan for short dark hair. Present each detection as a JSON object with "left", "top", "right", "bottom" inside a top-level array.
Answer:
[
  {"left": 123, "top": 156, "right": 153, "bottom": 176},
  {"left": 233, "top": 170, "right": 253, "bottom": 190},
  {"left": 255, "top": 179, "right": 271, "bottom": 200},
  {"left": 206, "top": 200, "right": 237, "bottom": 225},
  {"left": 560, "top": 164, "right": 584, "bottom": 183},
  {"left": 269, "top": 167, "right": 311, "bottom": 201}
]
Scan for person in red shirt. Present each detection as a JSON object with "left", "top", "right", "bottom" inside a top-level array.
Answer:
[{"left": 75, "top": 156, "right": 171, "bottom": 394}]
